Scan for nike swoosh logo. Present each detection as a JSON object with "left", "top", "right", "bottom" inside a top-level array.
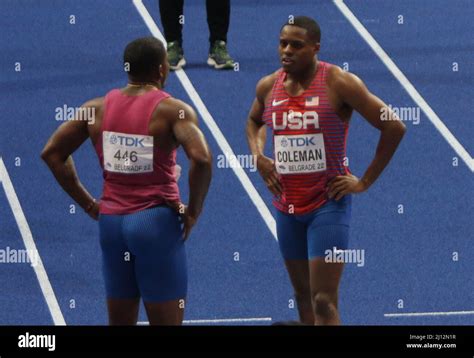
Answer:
[{"left": 272, "top": 98, "right": 289, "bottom": 106}]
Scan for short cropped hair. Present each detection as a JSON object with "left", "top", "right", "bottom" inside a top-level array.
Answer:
[
  {"left": 123, "top": 37, "right": 166, "bottom": 78},
  {"left": 281, "top": 16, "right": 321, "bottom": 43}
]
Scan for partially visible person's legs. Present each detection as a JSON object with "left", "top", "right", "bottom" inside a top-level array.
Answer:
[
  {"left": 124, "top": 205, "right": 187, "bottom": 325},
  {"left": 206, "top": 0, "right": 234, "bottom": 69},
  {"left": 206, "top": 0, "right": 230, "bottom": 44},
  {"left": 276, "top": 210, "right": 314, "bottom": 324},
  {"left": 159, "top": 0, "right": 186, "bottom": 70},
  {"left": 159, "top": 0, "right": 184, "bottom": 45}
]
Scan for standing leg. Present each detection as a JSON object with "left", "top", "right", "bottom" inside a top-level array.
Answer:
[
  {"left": 205, "top": 0, "right": 234, "bottom": 69},
  {"left": 107, "top": 299, "right": 140, "bottom": 325},
  {"left": 206, "top": 0, "right": 230, "bottom": 44},
  {"left": 309, "top": 257, "right": 345, "bottom": 325},
  {"left": 125, "top": 206, "right": 187, "bottom": 325},
  {"left": 283, "top": 260, "right": 315, "bottom": 324},
  {"left": 159, "top": 0, "right": 186, "bottom": 69},
  {"left": 158, "top": 0, "right": 184, "bottom": 45},
  {"left": 276, "top": 210, "right": 314, "bottom": 324},
  {"left": 144, "top": 299, "right": 184, "bottom": 325},
  {"left": 307, "top": 197, "right": 352, "bottom": 325},
  {"left": 99, "top": 214, "right": 141, "bottom": 325}
]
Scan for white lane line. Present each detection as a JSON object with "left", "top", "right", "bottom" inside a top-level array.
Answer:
[
  {"left": 385, "top": 310, "right": 474, "bottom": 318},
  {"left": 133, "top": 0, "right": 277, "bottom": 239},
  {"left": 138, "top": 317, "right": 273, "bottom": 325},
  {"left": 0, "top": 157, "right": 66, "bottom": 325},
  {"left": 334, "top": 0, "right": 474, "bottom": 172}
]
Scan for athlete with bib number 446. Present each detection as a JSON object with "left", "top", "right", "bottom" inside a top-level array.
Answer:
[
  {"left": 41, "top": 37, "right": 212, "bottom": 325},
  {"left": 246, "top": 17, "right": 406, "bottom": 325}
]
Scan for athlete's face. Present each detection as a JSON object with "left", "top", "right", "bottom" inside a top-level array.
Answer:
[{"left": 279, "top": 25, "right": 319, "bottom": 73}]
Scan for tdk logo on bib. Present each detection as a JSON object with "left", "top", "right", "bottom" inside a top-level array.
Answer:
[
  {"left": 110, "top": 135, "right": 145, "bottom": 147},
  {"left": 272, "top": 111, "right": 319, "bottom": 130},
  {"left": 110, "top": 135, "right": 118, "bottom": 144},
  {"left": 286, "top": 136, "right": 316, "bottom": 147}
]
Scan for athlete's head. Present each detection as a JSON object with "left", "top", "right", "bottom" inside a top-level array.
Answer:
[
  {"left": 279, "top": 16, "right": 321, "bottom": 73},
  {"left": 123, "top": 37, "right": 169, "bottom": 87}
]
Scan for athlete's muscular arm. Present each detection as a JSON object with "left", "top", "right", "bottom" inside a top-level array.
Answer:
[
  {"left": 41, "top": 98, "right": 102, "bottom": 220},
  {"left": 246, "top": 78, "right": 268, "bottom": 159},
  {"left": 159, "top": 98, "right": 212, "bottom": 240},
  {"left": 246, "top": 74, "right": 283, "bottom": 196},
  {"left": 328, "top": 67, "right": 406, "bottom": 200}
]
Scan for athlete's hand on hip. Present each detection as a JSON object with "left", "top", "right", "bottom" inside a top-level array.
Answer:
[
  {"left": 166, "top": 200, "right": 185, "bottom": 215},
  {"left": 327, "top": 174, "right": 367, "bottom": 201},
  {"left": 165, "top": 200, "right": 197, "bottom": 241},
  {"left": 182, "top": 210, "right": 197, "bottom": 241},
  {"left": 179, "top": 205, "right": 197, "bottom": 241},
  {"left": 165, "top": 201, "right": 196, "bottom": 241},
  {"left": 257, "top": 155, "right": 283, "bottom": 197}
]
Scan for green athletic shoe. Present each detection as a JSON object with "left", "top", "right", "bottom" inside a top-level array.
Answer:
[
  {"left": 167, "top": 41, "right": 186, "bottom": 70},
  {"left": 207, "top": 40, "right": 235, "bottom": 70}
]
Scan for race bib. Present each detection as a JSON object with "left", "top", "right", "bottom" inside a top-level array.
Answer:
[
  {"left": 103, "top": 131, "right": 153, "bottom": 174},
  {"left": 274, "top": 133, "right": 326, "bottom": 174}
]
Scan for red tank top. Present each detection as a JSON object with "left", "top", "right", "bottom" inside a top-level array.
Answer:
[
  {"left": 262, "top": 61, "right": 350, "bottom": 215},
  {"left": 94, "top": 89, "right": 180, "bottom": 215}
]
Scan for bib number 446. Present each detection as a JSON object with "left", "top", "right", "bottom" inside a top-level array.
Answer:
[
  {"left": 103, "top": 131, "right": 153, "bottom": 173},
  {"left": 113, "top": 150, "right": 138, "bottom": 164}
]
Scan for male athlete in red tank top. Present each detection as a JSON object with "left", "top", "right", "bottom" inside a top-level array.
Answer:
[
  {"left": 42, "top": 37, "right": 212, "bottom": 325},
  {"left": 247, "top": 16, "right": 406, "bottom": 325}
]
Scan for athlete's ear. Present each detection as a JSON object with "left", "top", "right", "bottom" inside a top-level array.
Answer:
[
  {"left": 159, "top": 62, "right": 169, "bottom": 78},
  {"left": 158, "top": 64, "right": 164, "bottom": 79},
  {"left": 314, "top": 42, "right": 321, "bottom": 54},
  {"left": 158, "top": 62, "right": 169, "bottom": 87}
]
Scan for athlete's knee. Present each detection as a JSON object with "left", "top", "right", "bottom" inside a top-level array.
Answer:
[
  {"left": 107, "top": 298, "right": 140, "bottom": 325},
  {"left": 311, "top": 291, "right": 338, "bottom": 318}
]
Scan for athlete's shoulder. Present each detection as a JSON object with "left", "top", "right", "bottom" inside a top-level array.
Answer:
[
  {"left": 158, "top": 97, "right": 195, "bottom": 115},
  {"left": 155, "top": 97, "right": 198, "bottom": 125},
  {"left": 82, "top": 96, "right": 104, "bottom": 109},
  {"left": 326, "top": 65, "right": 367, "bottom": 99},
  {"left": 80, "top": 97, "right": 105, "bottom": 123},
  {"left": 256, "top": 70, "right": 280, "bottom": 102}
]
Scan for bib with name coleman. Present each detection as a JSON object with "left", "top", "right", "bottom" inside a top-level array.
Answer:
[
  {"left": 262, "top": 62, "right": 351, "bottom": 215},
  {"left": 274, "top": 132, "right": 326, "bottom": 174},
  {"left": 103, "top": 131, "right": 154, "bottom": 174}
]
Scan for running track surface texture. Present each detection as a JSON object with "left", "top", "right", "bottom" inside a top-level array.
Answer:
[{"left": 0, "top": 0, "right": 472, "bottom": 325}]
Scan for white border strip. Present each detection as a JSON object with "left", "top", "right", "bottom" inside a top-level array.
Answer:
[
  {"left": 138, "top": 317, "right": 272, "bottom": 325},
  {"left": 334, "top": 0, "right": 474, "bottom": 172},
  {"left": 385, "top": 310, "right": 474, "bottom": 318},
  {"left": 133, "top": 0, "right": 277, "bottom": 239},
  {"left": 0, "top": 157, "right": 66, "bottom": 325}
]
